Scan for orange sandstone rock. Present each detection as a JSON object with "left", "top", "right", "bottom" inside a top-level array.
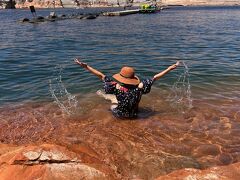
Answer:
[
  {"left": 156, "top": 162, "right": 240, "bottom": 180},
  {"left": 0, "top": 144, "right": 112, "bottom": 180}
]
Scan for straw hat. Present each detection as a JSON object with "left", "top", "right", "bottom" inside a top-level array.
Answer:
[{"left": 113, "top": 66, "right": 140, "bottom": 85}]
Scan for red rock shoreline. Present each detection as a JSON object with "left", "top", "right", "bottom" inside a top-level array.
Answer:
[
  {"left": 0, "top": 143, "right": 239, "bottom": 179},
  {"left": 0, "top": 97, "right": 240, "bottom": 179},
  {"left": 0, "top": 143, "right": 115, "bottom": 179}
]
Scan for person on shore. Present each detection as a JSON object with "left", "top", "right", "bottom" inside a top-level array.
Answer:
[{"left": 75, "top": 58, "right": 179, "bottom": 118}]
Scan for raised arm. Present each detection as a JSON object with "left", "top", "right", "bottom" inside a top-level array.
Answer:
[
  {"left": 153, "top": 61, "right": 180, "bottom": 81},
  {"left": 74, "top": 58, "right": 105, "bottom": 80}
]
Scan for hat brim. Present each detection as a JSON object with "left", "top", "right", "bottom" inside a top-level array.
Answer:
[{"left": 113, "top": 73, "right": 140, "bottom": 85}]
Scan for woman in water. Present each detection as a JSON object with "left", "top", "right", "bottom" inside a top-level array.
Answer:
[{"left": 75, "top": 58, "right": 179, "bottom": 118}]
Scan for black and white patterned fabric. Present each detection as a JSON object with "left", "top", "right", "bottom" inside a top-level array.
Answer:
[{"left": 103, "top": 76, "right": 153, "bottom": 118}]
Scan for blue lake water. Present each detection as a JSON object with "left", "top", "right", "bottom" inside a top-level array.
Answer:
[
  {"left": 0, "top": 6, "right": 240, "bottom": 106},
  {"left": 0, "top": 6, "right": 240, "bottom": 178}
]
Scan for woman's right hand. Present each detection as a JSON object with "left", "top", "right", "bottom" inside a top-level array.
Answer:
[{"left": 74, "top": 58, "right": 88, "bottom": 68}]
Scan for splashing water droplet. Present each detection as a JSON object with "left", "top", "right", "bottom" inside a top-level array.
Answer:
[
  {"left": 49, "top": 66, "right": 78, "bottom": 115},
  {"left": 168, "top": 61, "right": 192, "bottom": 112}
]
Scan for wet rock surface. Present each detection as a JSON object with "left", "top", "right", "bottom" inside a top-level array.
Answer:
[
  {"left": 0, "top": 144, "right": 113, "bottom": 179},
  {"left": 0, "top": 143, "right": 240, "bottom": 179},
  {"left": 156, "top": 162, "right": 240, "bottom": 180},
  {"left": 19, "top": 12, "right": 100, "bottom": 24}
]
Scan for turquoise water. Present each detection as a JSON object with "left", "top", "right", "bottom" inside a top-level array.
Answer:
[{"left": 1, "top": 6, "right": 239, "bottom": 106}]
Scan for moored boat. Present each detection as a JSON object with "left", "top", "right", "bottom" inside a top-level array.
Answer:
[{"left": 139, "top": 4, "right": 159, "bottom": 13}]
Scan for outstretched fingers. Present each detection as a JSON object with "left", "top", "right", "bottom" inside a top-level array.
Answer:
[
  {"left": 176, "top": 61, "right": 180, "bottom": 66},
  {"left": 74, "top": 58, "right": 81, "bottom": 64},
  {"left": 74, "top": 58, "right": 88, "bottom": 68},
  {"left": 170, "top": 61, "right": 180, "bottom": 70}
]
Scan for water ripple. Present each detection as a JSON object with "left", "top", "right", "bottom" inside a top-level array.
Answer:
[{"left": 0, "top": 7, "right": 240, "bottom": 108}]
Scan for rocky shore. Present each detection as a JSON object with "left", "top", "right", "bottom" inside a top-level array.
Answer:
[
  {"left": 2, "top": 0, "right": 240, "bottom": 9},
  {"left": 161, "top": 0, "right": 240, "bottom": 6},
  {"left": 0, "top": 144, "right": 114, "bottom": 179},
  {"left": 0, "top": 98, "right": 239, "bottom": 179},
  {"left": 0, "top": 143, "right": 239, "bottom": 179},
  {"left": 15, "top": 0, "right": 63, "bottom": 9},
  {"left": 12, "top": 0, "right": 240, "bottom": 9}
]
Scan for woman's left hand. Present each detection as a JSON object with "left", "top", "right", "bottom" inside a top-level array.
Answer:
[{"left": 169, "top": 61, "right": 179, "bottom": 70}]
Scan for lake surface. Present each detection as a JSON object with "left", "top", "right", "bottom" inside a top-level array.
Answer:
[{"left": 0, "top": 6, "right": 240, "bottom": 179}]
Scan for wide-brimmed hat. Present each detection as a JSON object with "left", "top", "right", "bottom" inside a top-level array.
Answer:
[{"left": 113, "top": 66, "right": 140, "bottom": 85}]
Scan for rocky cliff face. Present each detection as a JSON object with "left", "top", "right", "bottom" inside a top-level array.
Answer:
[
  {"left": 15, "top": 0, "right": 63, "bottom": 8},
  {"left": 0, "top": 0, "right": 15, "bottom": 9},
  {"left": 13, "top": 0, "right": 240, "bottom": 9},
  {"left": 161, "top": 0, "right": 240, "bottom": 6}
]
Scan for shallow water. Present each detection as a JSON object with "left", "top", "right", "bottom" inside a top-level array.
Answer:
[
  {"left": 0, "top": 96, "right": 239, "bottom": 179},
  {"left": 0, "top": 6, "right": 240, "bottom": 179}
]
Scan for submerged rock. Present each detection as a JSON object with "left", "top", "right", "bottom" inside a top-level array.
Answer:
[
  {"left": 193, "top": 144, "right": 221, "bottom": 157},
  {"left": 19, "top": 18, "right": 29, "bottom": 22},
  {"left": 85, "top": 15, "right": 98, "bottom": 19},
  {"left": 28, "top": 16, "right": 45, "bottom": 23}
]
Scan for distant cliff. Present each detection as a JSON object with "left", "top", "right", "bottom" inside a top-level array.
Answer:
[
  {"left": 161, "top": 0, "right": 240, "bottom": 6},
  {"left": 14, "top": 0, "right": 240, "bottom": 9},
  {"left": 15, "top": 0, "right": 63, "bottom": 8},
  {"left": 0, "top": 0, "right": 16, "bottom": 8}
]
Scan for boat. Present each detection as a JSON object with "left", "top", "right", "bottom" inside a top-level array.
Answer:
[{"left": 139, "top": 3, "right": 159, "bottom": 13}]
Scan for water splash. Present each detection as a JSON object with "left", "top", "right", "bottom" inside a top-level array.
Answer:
[
  {"left": 168, "top": 61, "right": 192, "bottom": 111},
  {"left": 49, "top": 66, "right": 78, "bottom": 115}
]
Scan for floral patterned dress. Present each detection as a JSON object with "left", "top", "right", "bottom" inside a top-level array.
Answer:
[{"left": 103, "top": 76, "right": 153, "bottom": 118}]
